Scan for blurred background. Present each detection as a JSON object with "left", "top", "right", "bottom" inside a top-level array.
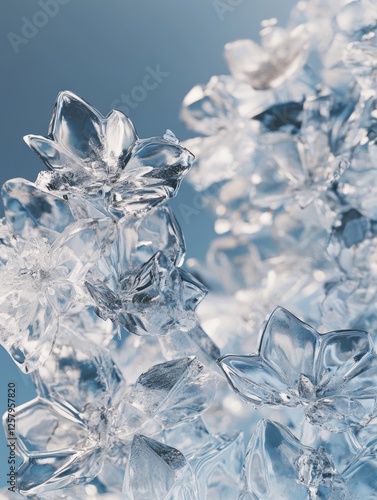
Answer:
[{"left": 0, "top": 0, "right": 296, "bottom": 486}]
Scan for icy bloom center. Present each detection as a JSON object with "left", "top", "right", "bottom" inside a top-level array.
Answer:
[
  {"left": 85, "top": 403, "right": 124, "bottom": 459},
  {"left": 296, "top": 446, "right": 343, "bottom": 495},
  {"left": 297, "top": 373, "right": 316, "bottom": 401},
  {"left": 5, "top": 238, "right": 69, "bottom": 296}
]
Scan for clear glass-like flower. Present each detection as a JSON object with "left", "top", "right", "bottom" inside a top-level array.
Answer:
[
  {"left": 85, "top": 207, "right": 206, "bottom": 337},
  {"left": 9, "top": 326, "right": 215, "bottom": 496},
  {"left": 87, "top": 250, "right": 207, "bottom": 337},
  {"left": 25, "top": 91, "right": 194, "bottom": 219},
  {"left": 0, "top": 218, "right": 109, "bottom": 372},
  {"left": 241, "top": 419, "right": 375, "bottom": 499},
  {"left": 218, "top": 307, "right": 377, "bottom": 432},
  {"left": 8, "top": 329, "right": 127, "bottom": 496}
]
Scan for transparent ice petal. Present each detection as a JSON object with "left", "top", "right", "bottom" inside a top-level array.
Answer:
[
  {"left": 113, "top": 135, "right": 194, "bottom": 216},
  {"left": 31, "top": 326, "right": 124, "bottom": 420},
  {"left": 218, "top": 354, "right": 298, "bottom": 407},
  {"left": 2, "top": 178, "right": 74, "bottom": 243},
  {"left": 123, "top": 435, "right": 197, "bottom": 500},
  {"left": 48, "top": 91, "right": 105, "bottom": 164},
  {"left": 259, "top": 307, "right": 318, "bottom": 389},
  {"left": 5, "top": 397, "right": 86, "bottom": 458}
]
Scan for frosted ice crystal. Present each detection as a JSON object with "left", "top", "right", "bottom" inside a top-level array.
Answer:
[
  {"left": 3, "top": 0, "right": 377, "bottom": 496},
  {"left": 0, "top": 217, "right": 110, "bottom": 372}
]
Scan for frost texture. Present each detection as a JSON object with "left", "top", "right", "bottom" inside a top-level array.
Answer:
[{"left": 4, "top": 0, "right": 377, "bottom": 496}]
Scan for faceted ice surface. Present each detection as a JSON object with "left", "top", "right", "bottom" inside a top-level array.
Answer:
[
  {"left": 123, "top": 434, "right": 197, "bottom": 499},
  {"left": 128, "top": 357, "right": 217, "bottom": 428}
]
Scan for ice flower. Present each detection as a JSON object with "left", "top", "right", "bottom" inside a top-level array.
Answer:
[
  {"left": 85, "top": 207, "right": 206, "bottom": 336},
  {"left": 0, "top": 218, "right": 109, "bottom": 372},
  {"left": 9, "top": 329, "right": 127, "bottom": 496},
  {"left": 9, "top": 327, "right": 215, "bottom": 496},
  {"left": 224, "top": 21, "right": 309, "bottom": 90},
  {"left": 87, "top": 250, "right": 206, "bottom": 337},
  {"left": 219, "top": 307, "right": 377, "bottom": 431},
  {"left": 241, "top": 419, "right": 377, "bottom": 499},
  {"left": 24, "top": 91, "right": 194, "bottom": 219}
]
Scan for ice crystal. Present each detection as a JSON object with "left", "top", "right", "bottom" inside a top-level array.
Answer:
[
  {"left": 0, "top": 89, "right": 220, "bottom": 497},
  {"left": 3, "top": 0, "right": 377, "bottom": 496},
  {"left": 219, "top": 307, "right": 377, "bottom": 432},
  {"left": 0, "top": 218, "right": 109, "bottom": 372},
  {"left": 25, "top": 91, "right": 194, "bottom": 219}
]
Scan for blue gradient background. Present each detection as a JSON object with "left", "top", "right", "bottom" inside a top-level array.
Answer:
[{"left": 0, "top": 0, "right": 295, "bottom": 487}]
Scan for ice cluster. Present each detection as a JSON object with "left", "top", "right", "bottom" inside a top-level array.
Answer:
[{"left": 2, "top": 0, "right": 377, "bottom": 498}]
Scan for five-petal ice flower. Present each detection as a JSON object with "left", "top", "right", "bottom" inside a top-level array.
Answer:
[
  {"left": 25, "top": 91, "right": 194, "bottom": 219},
  {"left": 218, "top": 307, "right": 377, "bottom": 431}
]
